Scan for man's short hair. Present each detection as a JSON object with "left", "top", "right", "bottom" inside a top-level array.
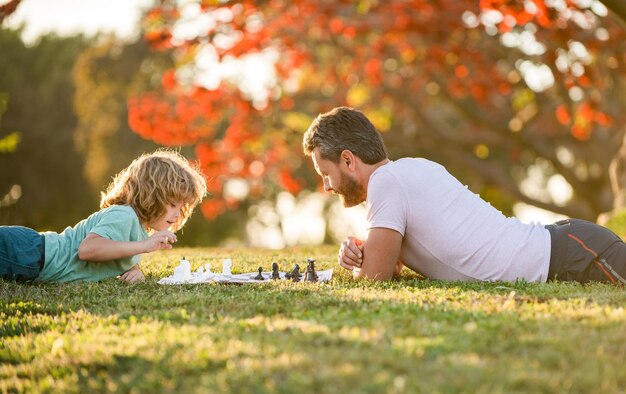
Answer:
[{"left": 302, "top": 107, "right": 388, "bottom": 164}]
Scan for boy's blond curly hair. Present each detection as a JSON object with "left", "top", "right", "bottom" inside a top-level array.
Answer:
[{"left": 100, "top": 149, "right": 207, "bottom": 232}]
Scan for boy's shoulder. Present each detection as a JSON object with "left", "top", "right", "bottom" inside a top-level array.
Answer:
[
  {"left": 85, "top": 205, "right": 146, "bottom": 238},
  {"left": 93, "top": 205, "right": 139, "bottom": 221},
  {"left": 102, "top": 204, "right": 136, "bottom": 214}
]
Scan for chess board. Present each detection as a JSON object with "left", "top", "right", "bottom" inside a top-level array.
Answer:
[{"left": 157, "top": 269, "right": 333, "bottom": 285}]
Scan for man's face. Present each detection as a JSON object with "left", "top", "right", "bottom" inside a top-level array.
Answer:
[{"left": 311, "top": 148, "right": 366, "bottom": 207}]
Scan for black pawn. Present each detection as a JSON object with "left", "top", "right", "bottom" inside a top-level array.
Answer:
[
  {"left": 271, "top": 262, "right": 280, "bottom": 280},
  {"left": 253, "top": 266, "right": 265, "bottom": 280},
  {"left": 290, "top": 264, "right": 301, "bottom": 282}
]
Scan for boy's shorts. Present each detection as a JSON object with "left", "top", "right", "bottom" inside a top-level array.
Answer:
[
  {"left": 0, "top": 226, "right": 45, "bottom": 282},
  {"left": 545, "top": 219, "right": 626, "bottom": 284}
]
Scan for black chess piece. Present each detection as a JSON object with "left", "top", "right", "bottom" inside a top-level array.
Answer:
[
  {"left": 290, "top": 264, "right": 301, "bottom": 282},
  {"left": 271, "top": 262, "right": 280, "bottom": 280},
  {"left": 306, "top": 258, "right": 319, "bottom": 281},
  {"left": 304, "top": 261, "right": 317, "bottom": 282},
  {"left": 253, "top": 266, "right": 265, "bottom": 280}
]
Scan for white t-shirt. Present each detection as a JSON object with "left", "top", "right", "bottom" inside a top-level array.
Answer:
[{"left": 366, "top": 158, "right": 551, "bottom": 282}]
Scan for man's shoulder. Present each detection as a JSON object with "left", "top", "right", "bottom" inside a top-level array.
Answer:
[
  {"left": 378, "top": 157, "right": 440, "bottom": 172},
  {"left": 395, "top": 157, "right": 441, "bottom": 168},
  {"left": 372, "top": 158, "right": 442, "bottom": 181}
]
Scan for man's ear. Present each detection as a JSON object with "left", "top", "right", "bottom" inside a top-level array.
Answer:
[{"left": 340, "top": 150, "right": 356, "bottom": 171}]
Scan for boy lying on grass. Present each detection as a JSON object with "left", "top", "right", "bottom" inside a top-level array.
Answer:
[{"left": 0, "top": 149, "right": 207, "bottom": 283}]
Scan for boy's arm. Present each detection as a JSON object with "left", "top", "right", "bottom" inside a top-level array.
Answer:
[
  {"left": 78, "top": 231, "right": 176, "bottom": 262},
  {"left": 339, "top": 227, "right": 403, "bottom": 280}
]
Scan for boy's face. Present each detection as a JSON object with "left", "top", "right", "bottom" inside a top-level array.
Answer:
[{"left": 148, "top": 202, "right": 184, "bottom": 231}]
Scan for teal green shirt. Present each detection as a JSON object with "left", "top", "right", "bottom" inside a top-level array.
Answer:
[{"left": 36, "top": 205, "right": 149, "bottom": 283}]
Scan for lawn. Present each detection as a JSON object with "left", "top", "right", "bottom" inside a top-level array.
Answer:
[{"left": 1, "top": 246, "right": 625, "bottom": 393}]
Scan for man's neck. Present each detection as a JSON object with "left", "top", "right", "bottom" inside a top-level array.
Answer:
[
  {"left": 360, "top": 158, "right": 390, "bottom": 186},
  {"left": 366, "top": 158, "right": 390, "bottom": 175}
]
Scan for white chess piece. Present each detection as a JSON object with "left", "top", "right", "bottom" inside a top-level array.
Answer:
[
  {"left": 195, "top": 263, "right": 215, "bottom": 282},
  {"left": 222, "top": 258, "right": 232, "bottom": 277},
  {"left": 172, "top": 256, "right": 192, "bottom": 283}
]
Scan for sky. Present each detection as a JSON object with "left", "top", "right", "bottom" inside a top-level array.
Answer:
[{"left": 3, "top": 0, "right": 153, "bottom": 43}]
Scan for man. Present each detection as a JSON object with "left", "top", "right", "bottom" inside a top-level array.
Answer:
[{"left": 303, "top": 106, "right": 626, "bottom": 284}]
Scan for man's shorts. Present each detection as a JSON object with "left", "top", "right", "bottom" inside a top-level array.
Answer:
[{"left": 545, "top": 219, "right": 626, "bottom": 284}]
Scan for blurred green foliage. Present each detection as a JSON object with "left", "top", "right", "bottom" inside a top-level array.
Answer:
[
  {"left": 0, "top": 28, "right": 93, "bottom": 229},
  {"left": 0, "top": 91, "right": 20, "bottom": 154}
]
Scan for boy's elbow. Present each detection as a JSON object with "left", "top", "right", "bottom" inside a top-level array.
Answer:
[
  {"left": 77, "top": 246, "right": 90, "bottom": 261},
  {"left": 77, "top": 243, "right": 96, "bottom": 261}
]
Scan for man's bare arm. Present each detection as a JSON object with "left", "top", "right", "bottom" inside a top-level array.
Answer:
[{"left": 353, "top": 227, "right": 403, "bottom": 280}]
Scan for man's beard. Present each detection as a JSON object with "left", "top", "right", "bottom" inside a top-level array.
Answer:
[{"left": 337, "top": 171, "right": 365, "bottom": 207}]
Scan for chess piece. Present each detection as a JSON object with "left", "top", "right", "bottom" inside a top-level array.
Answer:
[
  {"left": 173, "top": 256, "right": 192, "bottom": 282},
  {"left": 271, "top": 262, "right": 280, "bottom": 280},
  {"left": 195, "top": 262, "right": 215, "bottom": 282},
  {"left": 254, "top": 267, "right": 265, "bottom": 280},
  {"left": 290, "top": 264, "right": 301, "bottom": 282},
  {"left": 306, "top": 258, "right": 319, "bottom": 281},
  {"left": 304, "top": 260, "right": 317, "bottom": 282},
  {"left": 222, "top": 258, "right": 232, "bottom": 277}
]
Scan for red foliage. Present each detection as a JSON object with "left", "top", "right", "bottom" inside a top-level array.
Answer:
[
  {"left": 556, "top": 105, "right": 571, "bottom": 125},
  {"left": 132, "top": 0, "right": 626, "bottom": 220},
  {"left": 0, "top": 0, "right": 21, "bottom": 23}
]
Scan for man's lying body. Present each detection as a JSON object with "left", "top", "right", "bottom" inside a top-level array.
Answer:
[{"left": 303, "top": 106, "right": 626, "bottom": 285}]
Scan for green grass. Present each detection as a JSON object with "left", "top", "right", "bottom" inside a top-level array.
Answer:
[{"left": 2, "top": 246, "right": 626, "bottom": 393}]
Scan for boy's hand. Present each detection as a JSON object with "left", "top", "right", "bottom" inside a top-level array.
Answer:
[
  {"left": 119, "top": 265, "right": 145, "bottom": 283},
  {"left": 338, "top": 236, "right": 364, "bottom": 271},
  {"left": 143, "top": 230, "right": 177, "bottom": 253}
]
